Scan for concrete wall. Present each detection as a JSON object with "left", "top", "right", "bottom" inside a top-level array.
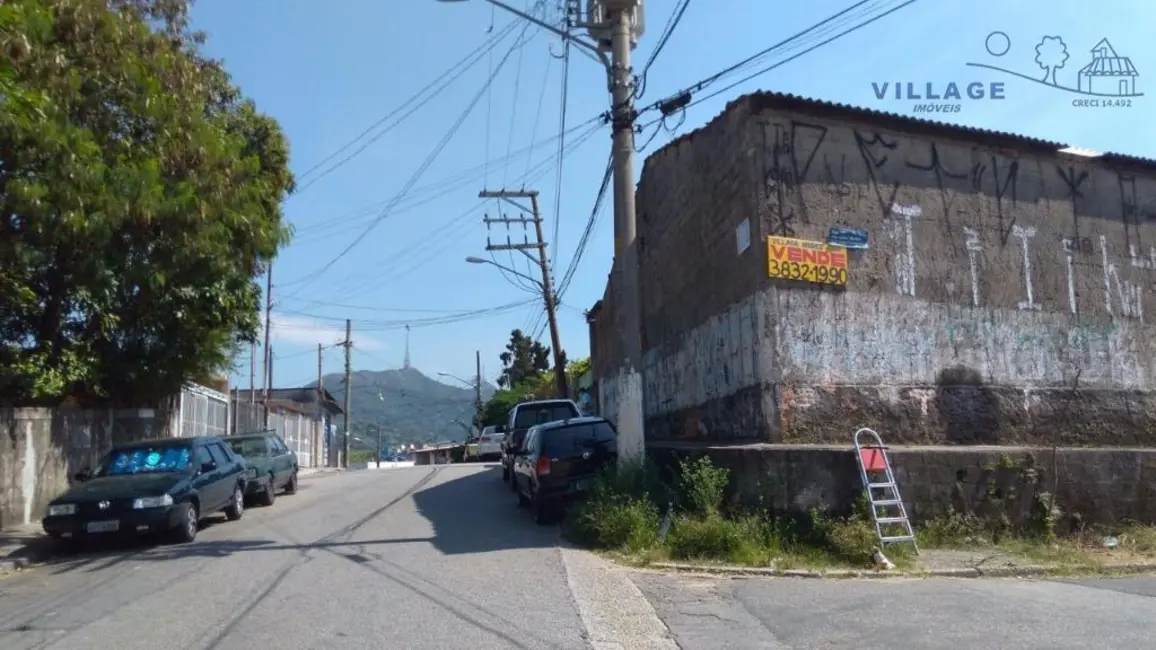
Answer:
[
  {"left": 650, "top": 442, "right": 1156, "bottom": 529},
  {"left": 0, "top": 407, "right": 173, "bottom": 530},
  {"left": 594, "top": 93, "right": 1156, "bottom": 446}
]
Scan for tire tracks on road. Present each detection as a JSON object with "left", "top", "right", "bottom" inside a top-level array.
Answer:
[{"left": 195, "top": 467, "right": 440, "bottom": 650}]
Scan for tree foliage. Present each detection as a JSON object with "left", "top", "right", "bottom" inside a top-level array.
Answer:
[
  {"left": 497, "top": 328, "right": 551, "bottom": 389},
  {"left": 479, "top": 356, "right": 590, "bottom": 427},
  {"left": 0, "top": 0, "right": 293, "bottom": 405}
]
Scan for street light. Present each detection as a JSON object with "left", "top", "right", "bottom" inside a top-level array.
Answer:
[
  {"left": 442, "top": 0, "right": 647, "bottom": 463},
  {"left": 464, "top": 256, "right": 543, "bottom": 290},
  {"left": 464, "top": 256, "right": 568, "bottom": 399}
]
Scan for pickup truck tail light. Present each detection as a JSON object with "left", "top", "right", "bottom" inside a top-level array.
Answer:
[{"left": 536, "top": 456, "right": 552, "bottom": 476}]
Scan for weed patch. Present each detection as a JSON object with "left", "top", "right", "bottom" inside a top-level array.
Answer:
[{"left": 562, "top": 455, "right": 885, "bottom": 569}]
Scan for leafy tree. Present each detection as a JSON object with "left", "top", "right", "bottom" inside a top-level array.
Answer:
[
  {"left": 0, "top": 0, "right": 293, "bottom": 405},
  {"left": 497, "top": 329, "right": 551, "bottom": 389}
]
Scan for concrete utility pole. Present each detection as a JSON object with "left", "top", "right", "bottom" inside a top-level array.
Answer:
[
  {"left": 438, "top": 0, "right": 646, "bottom": 462},
  {"left": 478, "top": 189, "right": 567, "bottom": 398},
  {"left": 342, "top": 319, "right": 352, "bottom": 469}
]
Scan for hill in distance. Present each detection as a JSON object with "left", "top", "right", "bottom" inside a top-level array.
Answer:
[{"left": 310, "top": 367, "right": 498, "bottom": 450}]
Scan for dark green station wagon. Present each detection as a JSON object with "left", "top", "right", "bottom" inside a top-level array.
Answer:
[{"left": 224, "top": 430, "right": 299, "bottom": 506}]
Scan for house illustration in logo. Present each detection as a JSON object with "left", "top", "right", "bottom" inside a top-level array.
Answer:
[
  {"left": 968, "top": 32, "right": 1143, "bottom": 99},
  {"left": 1078, "top": 39, "right": 1138, "bottom": 96}
]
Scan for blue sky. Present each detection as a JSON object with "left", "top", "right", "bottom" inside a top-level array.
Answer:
[{"left": 188, "top": 0, "right": 1154, "bottom": 391}]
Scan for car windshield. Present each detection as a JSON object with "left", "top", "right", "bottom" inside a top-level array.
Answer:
[
  {"left": 228, "top": 438, "right": 269, "bottom": 457},
  {"left": 95, "top": 445, "right": 192, "bottom": 477},
  {"left": 514, "top": 403, "right": 578, "bottom": 429}
]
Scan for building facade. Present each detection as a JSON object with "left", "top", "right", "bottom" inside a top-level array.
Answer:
[{"left": 590, "top": 92, "right": 1156, "bottom": 447}]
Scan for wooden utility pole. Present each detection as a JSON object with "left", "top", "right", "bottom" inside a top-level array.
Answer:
[
  {"left": 480, "top": 189, "right": 567, "bottom": 397},
  {"left": 261, "top": 261, "right": 274, "bottom": 426},
  {"left": 342, "top": 319, "right": 352, "bottom": 469},
  {"left": 474, "top": 350, "right": 483, "bottom": 428},
  {"left": 317, "top": 342, "right": 325, "bottom": 468}
]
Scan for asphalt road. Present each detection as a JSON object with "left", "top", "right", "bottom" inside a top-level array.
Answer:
[
  {"left": 0, "top": 464, "right": 675, "bottom": 650},
  {"left": 633, "top": 570, "right": 1156, "bottom": 649}
]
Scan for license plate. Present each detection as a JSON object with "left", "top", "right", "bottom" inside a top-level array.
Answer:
[
  {"left": 86, "top": 520, "right": 119, "bottom": 533},
  {"left": 572, "top": 480, "right": 586, "bottom": 491}
]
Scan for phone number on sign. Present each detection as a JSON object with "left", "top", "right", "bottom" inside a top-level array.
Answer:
[{"left": 768, "top": 259, "right": 848, "bottom": 285}]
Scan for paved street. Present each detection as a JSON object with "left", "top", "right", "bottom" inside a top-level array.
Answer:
[
  {"left": 7, "top": 465, "right": 1156, "bottom": 650},
  {"left": 0, "top": 465, "right": 674, "bottom": 650},
  {"left": 634, "top": 571, "right": 1156, "bottom": 650}
]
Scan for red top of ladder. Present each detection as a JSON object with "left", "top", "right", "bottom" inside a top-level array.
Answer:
[{"left": 859, "top": 447, "right": 888, "bottom": 472}]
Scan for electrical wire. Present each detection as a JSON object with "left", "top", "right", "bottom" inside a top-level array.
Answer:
[
  {"left": 668, "top": 0, "right": 919, "bottom": 117},
  {"left": 636, "top": 0, "right": 879, "bottom": 118},
  {"left": 634, "top": 0, "right": 690, "bottom": 100},
  {"left": 288, "top": 118, "right": 602, "bottom": 241},
  {"left": 281, "top": 18, "right": 539, "bottom": 297},
  {"left": 549, "top": 39, "right": 572, "bottom": 270},
  {"left": 557, "top": 150, "right": 612, "bottom": 299},
  {"left": 322, "top": 119, "right": 601, "bottom": 301},
  {"left": 278, "top": 299, "right": 536, "bottom": 331},
  {"left": 292, "top": 20, "right": 521, "bottom": 196}
]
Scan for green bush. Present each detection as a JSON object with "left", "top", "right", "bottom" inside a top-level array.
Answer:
[
  {"left": 678, "top": 455, "right": 730, "bottom": 518},
  {"left": 666, "top": 515, "right": 775, "bottom": 565},
  {"left": 563, "top": 458, "right": 667, "bottom": 552}
]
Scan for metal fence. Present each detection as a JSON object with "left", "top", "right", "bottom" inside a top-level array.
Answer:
[
  {"left": 178, "top": 383, "right": 228, "bottom": 438},
  {"left": 232, "top": 399, "right": 264, "bottom": 434},
  {"left": 269, "top": 410, "right": 313, "bottom": 468}
]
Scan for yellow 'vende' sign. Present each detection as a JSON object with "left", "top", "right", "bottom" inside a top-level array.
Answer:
[{"left": 766, "top": 236, "right": 849, "bottom": 285}]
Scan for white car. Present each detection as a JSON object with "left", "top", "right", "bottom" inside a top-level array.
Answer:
[{"left": 476, "top": 426, "right": 505, "bottom": 462}]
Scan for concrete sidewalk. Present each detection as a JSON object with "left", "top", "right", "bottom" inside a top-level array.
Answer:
[{"left": 0, "top": 465, "right": 343, "bottom": 573}]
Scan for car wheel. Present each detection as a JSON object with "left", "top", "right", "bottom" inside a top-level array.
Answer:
[
  {"left": 284, "top": 471, "right": 298, "bottom": 495},
  {"left": 224, "top": 485, "right": 244, "bottom": 521},
  {"left": 171, "top": 503, "right": 199, "bottom": 543},
  {"left": 515, "top": 480, "right": 530, "bottom": 508},
  {"left": 259, "top": 474, "right": 276, "bottom": 506}
]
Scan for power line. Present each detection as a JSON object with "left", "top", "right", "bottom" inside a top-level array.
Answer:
[
  {"left": 321, "top": 119, "right": 602, "bottom": 302},
  {"left": 288, "top": 118, "right": 602, "bottom": 240},
  {"left": 278, "top": 299, "right": 537, "bottom": 330},
  {"left": 292, "top": 20, "right": 521, "bottom": 196},
  {"left": 549, "top": 38, "right": 572, "bottom": 270},
  {"left": 635, "top": 0, "right": 911, "bottom": 120},
  {"left": 635, "top": 0, "right": 690, "bottom": 99},
  {"left": 669, "top": 0, "right": 920, "bottom": 117},
  {"left": 557, "top": 149, "right": 612, "bottom": 298},
  {"left": 281, "top": 18, "right": 539, "bottom": 298}
]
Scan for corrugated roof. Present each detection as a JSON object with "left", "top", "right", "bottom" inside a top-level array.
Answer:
[{"left": 647, "top": 90, "right": 1156, "bottom": 173}]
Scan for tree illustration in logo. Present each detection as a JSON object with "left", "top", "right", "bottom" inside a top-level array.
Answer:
[{"left": 1034, "top": 36, "right": 1069, "bottom": 86}]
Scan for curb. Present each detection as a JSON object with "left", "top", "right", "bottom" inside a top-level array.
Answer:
[{"left": 649, "top": 561, "right": 1156, "bottom": 580}]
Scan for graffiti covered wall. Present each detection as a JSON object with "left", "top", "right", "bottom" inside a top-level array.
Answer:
[{"left": 603, "top": 92, "right": 1156, "bottom": 445}]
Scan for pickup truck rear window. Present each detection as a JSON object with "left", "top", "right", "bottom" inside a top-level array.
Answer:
[
  {"left": 541, "top": 422, "right": 617, "bottom": 456},
  {"left": 514, "top": 403, "right": 579, "bottom": 429}
]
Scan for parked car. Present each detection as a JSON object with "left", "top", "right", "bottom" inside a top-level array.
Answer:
[
  {"left": 476, "top": 425, "right": 505, "bottom": 462},
  {"left": 501, "top": 399, "right": 582, "bottom": 486},
  {"left": 511, "top": 416, "right": 618, "bottom": 524},
  {"left": 42, "top": 435, "right": 248, "bottom": 545},
  {"left": 224, "top": 430, "right": 299, "bottom": 506}
]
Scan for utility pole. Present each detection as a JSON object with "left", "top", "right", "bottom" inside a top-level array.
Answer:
[
  {"left": 342, "top": 319, "right": 352, "bottom": 469},
  {"left": 261, "top": 261, "right": 274, "bottom": 427},
  {"left": 586, "top": 1, "right": 646, "bottom": 462},
  {"left": 474, "top": 350, "right": 483, "bottom": 429},
  {"left": 479, "top": 189, "right": 567, "bottom": 397},
  {"left": 317, "top": 343, "right": 325, "bottom": 467}
]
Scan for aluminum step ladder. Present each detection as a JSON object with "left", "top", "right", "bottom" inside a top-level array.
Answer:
[{"left": 853, "top": 428, "right": 918, "bottom": 554}]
